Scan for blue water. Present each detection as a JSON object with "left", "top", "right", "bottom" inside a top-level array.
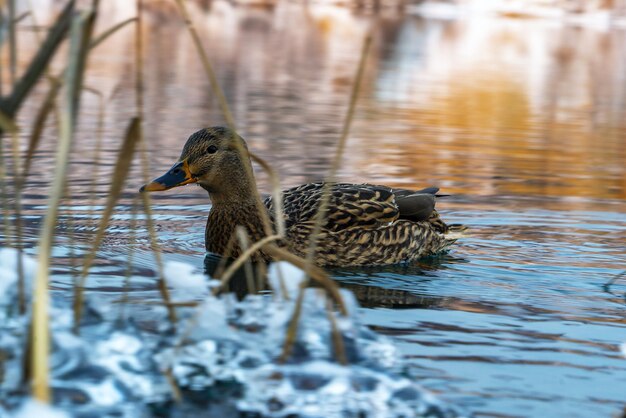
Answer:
[{"left": 16, "top": 196, "right": 621, "bottom": 417}]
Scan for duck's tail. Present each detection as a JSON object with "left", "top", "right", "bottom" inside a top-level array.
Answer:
[{"left": 441, "top": 223, "right": 468, "bottom": 248}]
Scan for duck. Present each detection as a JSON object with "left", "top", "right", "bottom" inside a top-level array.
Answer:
[{"left": 140, "top": 127, "right": 462, "bottom": 267}]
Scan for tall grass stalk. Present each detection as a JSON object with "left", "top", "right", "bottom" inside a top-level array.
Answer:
[
  {"left": 304, "top": 33, "right": 371, "bottom": 268},
  {"left": 261, "top": 244, "right": 346, "bottom": 313},
  {"left": 326, "top": 299, "right": 347, "bottom": 365},
  {"left": 0, "top": 111, "right": 18, "bottom": 132},
  {"left": 215, "top": 234, "right": 282, "bottom": 292},
  {"left": 119, "top": 195, "right": 139, "bottom": 322},
  {"left": 135, "top": 0, "right": 177, "bottom": 326},
  {"left": 235, "top": 226, "right": 257, "bottom": 294},
  {"left": 21, "top": 77, "right": 61, "bottom": 182},
  {"left": 21, "top": 15, "right": 137, "bottom": 183},
  {"left": 279, "top": 33, "right": 371, "bottom": 363},
  {"left": 8, "top": 0, "right": 16, "bottom": 85},
  {"left": 11, "top": 129, "right": 26, "bottom": 313},
  {"left": 0, "top": 1, "right": 74, "bottom": 123},
  {"left": 278, "top": 283, "right": 306, "bottom": 363},
  {"left": 84, "top": 86, "right": 104, "bottom": 220},
  {"left": 89, "top": 17, "right": 136, "bottom": 50},
  {"left": 73, "top": 118, "right": 141, "bottom": 333},
  {"left": 31, "top": 9, "right": 95, "bottom": 402},
  {"left": 173, "top": 0, "right": 275, "bottom": 241},
  {"left": 173, "top": 0, "right": 234, "bottom": 128},
  {"left": 0, "top": 113, "right": 17, "bottom": 248},
  {"left": 0, "top": 8, "right": 4, "bottom": 98}
]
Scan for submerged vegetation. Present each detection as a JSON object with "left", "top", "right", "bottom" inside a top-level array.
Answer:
[{"left": 0, "top": 1, "right": 461, "bottom": 416}]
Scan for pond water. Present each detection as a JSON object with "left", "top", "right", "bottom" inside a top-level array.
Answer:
[{"left": 5, "top": 1, "right": 626, "bottom": 417}]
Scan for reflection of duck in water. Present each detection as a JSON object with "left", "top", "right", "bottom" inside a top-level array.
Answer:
[
  {"left": 141, "top": 127, "right": 463, "bottom": 267},
  {"left": 203, "top": 253, "right": 457, "bottom": 309}
]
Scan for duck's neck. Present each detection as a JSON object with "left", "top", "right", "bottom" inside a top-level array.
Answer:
[{"left": 204, "top": 181, "right": 269, "bottom": 257}]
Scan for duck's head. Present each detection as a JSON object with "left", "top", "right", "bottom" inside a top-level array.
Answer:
[{"left": 140, "top": 127, "right": 252, "bottom": 198}]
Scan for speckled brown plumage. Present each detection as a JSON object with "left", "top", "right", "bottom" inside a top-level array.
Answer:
[
  {"left": 264, "top": 182, "right": 459, "bottom": 266},
  {"left": 141, "top": 127, "right": 463, "bottom": 267}
]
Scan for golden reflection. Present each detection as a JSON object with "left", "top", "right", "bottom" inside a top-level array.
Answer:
[
  {"left": 4, "top": 1, "right": 626, "bottom": 206},
  {"left": 349, "top": 18, "right": 626, "bottom": 202}
]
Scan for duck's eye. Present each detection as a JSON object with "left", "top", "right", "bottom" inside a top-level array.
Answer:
[{"left": 207, "top": 145, "right": 218, "bottom": 154}]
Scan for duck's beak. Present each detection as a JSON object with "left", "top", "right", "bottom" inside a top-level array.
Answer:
[{"left": 139, "top": 160, "right": 198, "bottom": 192}]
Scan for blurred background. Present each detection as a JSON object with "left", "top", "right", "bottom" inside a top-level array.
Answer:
[
  {"left": 13, "top": 0, "right": 626, "bottom": 201},
  {"left": 3, "top": 0, "right": 626, "bottom": 417}
]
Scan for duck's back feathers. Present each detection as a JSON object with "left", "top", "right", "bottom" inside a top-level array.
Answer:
[
  {"left": 264, "top": 182, "right": 457, "bottom": 266},
  {"left": 266, "top": 183, "right": 400, "bottom": 231}
]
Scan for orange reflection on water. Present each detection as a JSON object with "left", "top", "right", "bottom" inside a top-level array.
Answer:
[
  {"left": 4, "top": 2, "right": 626, "bottom": 207},
  {"left": 349, "top": 17, "right": 626, "bottom": 202}
]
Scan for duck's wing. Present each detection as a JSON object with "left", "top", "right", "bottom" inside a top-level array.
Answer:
[
  {"left": 265, "top": 183, "right": 439, "bottom": 232},
  {"left": 391, "top": 187, "right": 438, "bottom": 223}
]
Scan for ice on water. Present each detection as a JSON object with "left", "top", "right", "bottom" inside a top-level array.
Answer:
[
  {"left": 0, "top": 248, "right": 37, "bottom": 310},
  {"left": 1, "top": 250, "right": 462, "bottom": 417}
]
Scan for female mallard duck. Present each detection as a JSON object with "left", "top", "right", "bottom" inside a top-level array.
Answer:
[{"left": 140, "top": 127, "right": 461, "bottom": 267}]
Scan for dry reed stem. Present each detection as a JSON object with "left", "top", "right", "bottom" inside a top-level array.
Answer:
[
  {"left": 214, "top": 234, "right": 282, "bottom": 293},
  {"left": 278, "top": 283, "right": 306, "bottom": 363},
  {"left": 20, "top": 13, "right": 135, "bottom": 182},
  {"left": 164, "top": 368, "right": 182, "bottom": 403},
  {"left": 172, "top": 0, "right": 234, "bottom": 127},
  {"left": 119, "top": 195, "right": 139, "bottom": 322},
  {"left": 8, "top": 0, "right": 16, "bottom": 85},
  {"left": 212, "top": 232, "right": 238, "bottom": 280},
  {"left": 255, "top": 261, "right": 267, "bottom": 297},
  {"left": 0, "top": 1, "right": 73, "bottom": 121},
  {"left": 304, "top": 33, "right": 372, "bottom": 269},
  {"left": 273, "top": 260, "right": 290, "bottom": 301},
  {"left": 13, "top": 0, "right": 58, "bottom": 200},
  {"left": 12, "top": 11, "right": 30, "bottom": 25},
  {"left": 262, "top": 244, "right": 346, "bottom": 315},
  {"left": 0, "top": 8, "right": 4, "bottom": 97},
  {"left": 235, "top": 226, "right": 257, "bottom": 294},
  {"left": 74, "top": 117, "right": 141, "bottom": 333},
  {"left": 83, "top": 86, "right": 104, "bottom": 219},
  {"left": 22, "top": 83, "right": 103, "bottom": 187},
  {"left": 134, "top": 0, "right": 177, "bottom": 328},
  {"left": 11, "top": 129, "right": 26, "bottom": 314},
  {"left": 173, "top": 0, "right": 274, "bottom": 241},
  {"left": 21, "top": 77, "right": 61, "bottom": 183},
  {"left": 250, "top": 153, "right": 285, "bottom": 237},
  {"left": 276, "top": 33, "right": 370, "bottom": 364},
  {"left": 89, "top": 17, "right": 137, "bottom": 50},
  {"left": 211, "top": 242, "right": 346, "bottom": 315},
  {"left": 31, "top": 9, "right": 94, "bottom": 402},
  {"left": 62, "top": 96, "right": 105, "bottom": 287},
  {"left": 0, "top": 110, "right": 19, "bottom": 133},
  {"left": 5, "top": 1, "right": 33, "bottom": 312},
  {"left": 140, "top": 192, "right": 178, "bottom": 326},
  {"left": 326, "top": 299, "right": 347, "bottom": 365},
  {"left": 0, "top": 119, "right": 13, "bottom": 248},
  {"left": 63, "top": 178, "right": 78, "bottom": 284}
]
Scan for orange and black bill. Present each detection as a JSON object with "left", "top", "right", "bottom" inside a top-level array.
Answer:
[{"left": 139, "top": 160, "right": 197, "bottom": 192}]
